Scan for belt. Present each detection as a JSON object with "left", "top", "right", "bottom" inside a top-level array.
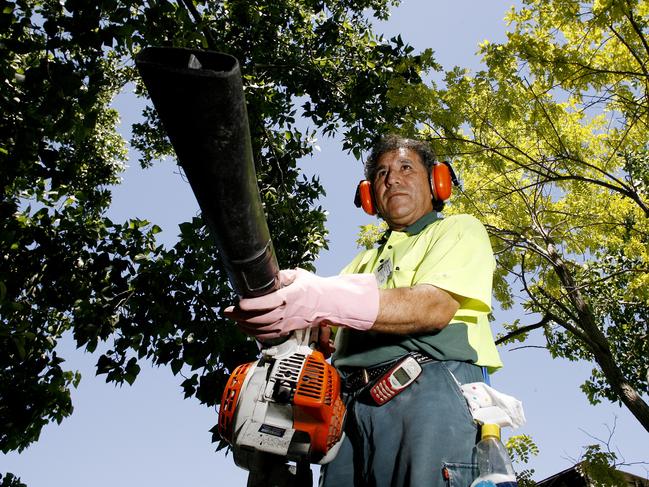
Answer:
[{"left": 341, "top": 351, "right": 434, "bottom": 393}]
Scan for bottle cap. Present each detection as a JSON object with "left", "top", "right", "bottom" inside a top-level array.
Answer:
[{"left": 481, "top": 423, "right": 500, "bottom": 440}]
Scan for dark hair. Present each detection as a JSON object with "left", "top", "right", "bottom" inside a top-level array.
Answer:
[
  {"left": 365, "top": 134, "right": 436, "bottom": 181},
  {"left": 365, "top": 134, "right": 445, "bottom": 211}
]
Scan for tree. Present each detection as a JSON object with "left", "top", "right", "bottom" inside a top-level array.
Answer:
[
  {"left": 0, "top": 0, "right": 437, "bottom": 453},
  {"left": 386, "top": 0, "right": 649, "bottom": 430}
]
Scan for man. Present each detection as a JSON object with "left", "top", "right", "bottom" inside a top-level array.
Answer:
[{"left": 225, "top": 135, "right": 502, "bottom": 487}]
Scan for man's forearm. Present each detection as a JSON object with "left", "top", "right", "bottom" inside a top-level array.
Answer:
[{"left": 370, "top": 284, "right": 460, "bottom": 334}]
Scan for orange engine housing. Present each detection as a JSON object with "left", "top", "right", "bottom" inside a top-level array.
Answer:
[
  {"left": 293, "top": 350, "right": 346, "bottom": 455},
  {"left": 217, "top": 348, "right": 345, "bottom": 461}
]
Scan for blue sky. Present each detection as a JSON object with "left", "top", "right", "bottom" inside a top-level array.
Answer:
[{"left": 3, "top": 1, "right": 648, "bottom": 485}]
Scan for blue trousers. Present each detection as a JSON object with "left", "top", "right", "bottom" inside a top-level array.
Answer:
[{"left": 320, "top": 360, "right": 483, "bottom": 487}]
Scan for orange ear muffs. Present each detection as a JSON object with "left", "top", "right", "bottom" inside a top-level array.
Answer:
[
  {"left": 354, "top": 180, "right": 377, "bottom": 215},
  {"left": 355, "top": 162, "right": 458, "bottom": 214}
]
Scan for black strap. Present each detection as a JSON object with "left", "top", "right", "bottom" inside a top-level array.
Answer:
[{"left": 342, "top": 352, "right": 433, "bottom": 393}]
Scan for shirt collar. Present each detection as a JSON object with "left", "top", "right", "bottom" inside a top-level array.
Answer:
[
  {"left": 402, "top": 211, "right": 442, "bottom": 235},
  {"left": 378, "top": 211, "right": 442, "bottom": 244}
]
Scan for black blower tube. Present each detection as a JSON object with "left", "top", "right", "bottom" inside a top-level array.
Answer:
[{"left": 135, "top": 47, "right": 279, "bottom": 298}]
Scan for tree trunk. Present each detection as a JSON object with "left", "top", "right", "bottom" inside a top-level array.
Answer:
[
  {"left": 547, "top": 243, "right": 649, "bottom": 433},
  {"left": 592, "top": 344, "right": 649, "bottom": 433}
]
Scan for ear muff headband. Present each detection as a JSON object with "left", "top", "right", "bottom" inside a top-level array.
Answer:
[{"left": 354, "top": 161, "right": 458, "bottom": 215}]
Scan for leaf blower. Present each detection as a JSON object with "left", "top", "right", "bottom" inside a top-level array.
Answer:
[{"left": 135, "top": 47, "right": 345, "bottom": 485}]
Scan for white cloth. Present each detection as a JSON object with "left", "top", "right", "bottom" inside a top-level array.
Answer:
[{"left": 460, "top": 382, "right": 526, "bottom": 429}]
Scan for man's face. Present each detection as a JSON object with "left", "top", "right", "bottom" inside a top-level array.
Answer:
[{"left": 373, "top": 147, "right": 433, "bottom": 230}]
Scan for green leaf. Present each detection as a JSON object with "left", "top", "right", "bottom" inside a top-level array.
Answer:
[{"left": 170, "top": 358, "right": 183, "bottom": 376}]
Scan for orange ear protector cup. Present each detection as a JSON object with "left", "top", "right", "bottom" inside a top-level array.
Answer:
[
  {"left": 431, "top": 162, "right": 452, "bottom": 201},
  {"left": 354, "top": 180, "right": 377, "bottom": 215},
  {"left": 354, "top": 161, "right": 458, "bottom": 215}
]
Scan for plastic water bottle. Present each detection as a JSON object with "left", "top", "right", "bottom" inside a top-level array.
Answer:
[{"left": 470, "top": 423, "right": 519, "bottom": 487}]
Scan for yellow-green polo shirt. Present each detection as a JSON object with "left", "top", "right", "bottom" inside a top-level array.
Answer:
[{"left": 333, "top": 212, "right": 503, "bottom": 373}]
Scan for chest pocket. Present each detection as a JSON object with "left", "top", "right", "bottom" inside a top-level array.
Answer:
[{"left": 387, "top": 268, "right": 416, "bottom": 289}]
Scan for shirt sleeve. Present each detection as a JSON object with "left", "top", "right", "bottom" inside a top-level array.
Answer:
[{"left": 414, "top": 214, "right": 495, "bottom": 313}]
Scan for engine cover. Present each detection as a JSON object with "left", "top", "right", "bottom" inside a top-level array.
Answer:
[{"left": 218, "top": 330, "right": 346, "bottom": 469}]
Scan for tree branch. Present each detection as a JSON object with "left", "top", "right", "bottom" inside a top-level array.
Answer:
[
  {"left": 495, "top": 314, "right": 550, "bottom": 345},
  {"left": 624, "top": 2, "right": 649, "bottom": 61},
  {"left": 508, "top": 345, "right": 548, "bottom": 352},
  {"left": 177, "top": 0, "right": 217, "bottom": 50},
  {"left": 609, "top": 22, "right": 649, "bottom": 80}
]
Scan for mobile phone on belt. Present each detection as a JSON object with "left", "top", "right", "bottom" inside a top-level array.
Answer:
[{"left": 369, "top": 356, "right": 422, "bottom": 405}]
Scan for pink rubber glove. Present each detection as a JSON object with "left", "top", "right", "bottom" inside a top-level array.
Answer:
[{"left": 223, "top": 268, "right": 380, "bottom": 339}]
